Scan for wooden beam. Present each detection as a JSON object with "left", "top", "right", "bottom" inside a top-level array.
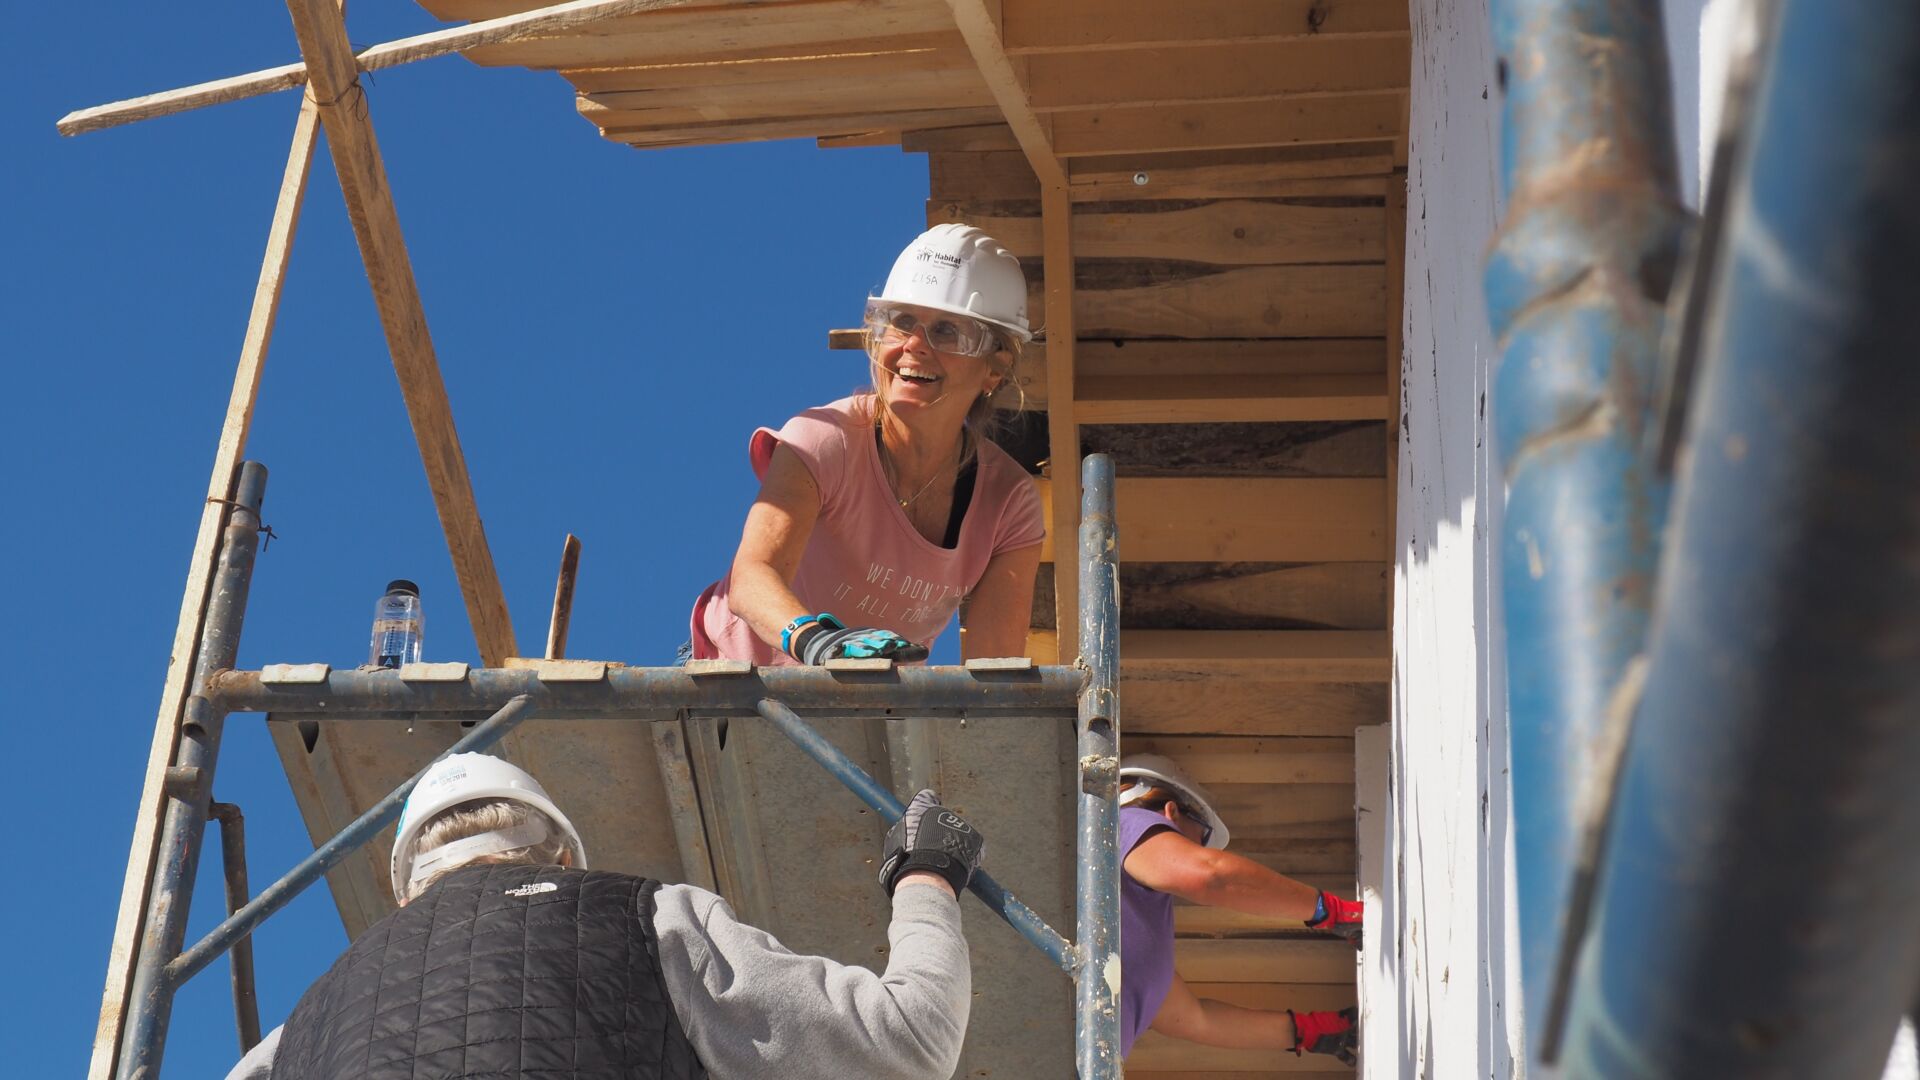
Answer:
[
  {"left": 578, "top": 66, "right": 992, "bottom": 126},
  {"left": 1028, "top": 38, "right": 1411, "bottom": 112},
  {"left": 467, "top": 0, "right": 951, "bottom": 70},
  {"left": 944, "top": 0, "right": 1067, "bottom": 189},
  {"left": 283, "top": 0, "right": 518, "bottom": 666},
  {"left": 1034, "top": 478, "right": 1388, "bottom": 563},
  {"left": 1065, "top": 264, "right": 1386, "bottom": 339},
  {"left": 1033, "top": 561, "right": 1391, "bottom": 632},
  {"left": 1073, "top": 374, "right": 1389, "bottom": 424},
  {"left": 1004, "top": 0, "right": 1409, "bottom": 54},
  {"left": 89, "top": 95, "right": 322, "bottom": 1080},
  {"left": 927, "top": 198, "right": 1387, "bottom": 265},
  {"left": 58, "top": 0, "right": 693, "bottom": 136},
  {"left": 560, "top": 34, "right": 970, "bottom": 93},
  {"left": 1052, "top": 93, "right": 1406, "bottom": 157},
  {"left": 903, "top": 123, "right": 1023, "bottom": 153},
  {"left": 603, "top": 107, "right": 1004, "bottom": 147},
  {"left": 1040, "top": 181, "right": 1079, "bottom": 658},
  {"left": 1122, "top": 736, "right": 1357, "bottom": 786},
  {"left": 1070, "top": 145, "right": 1395, "bottom": 201},
  {"left": 1177, "top": 936, "right": 1359, "bottom": 982}
]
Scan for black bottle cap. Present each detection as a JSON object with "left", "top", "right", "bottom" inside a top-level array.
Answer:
[{"left": 385, "top": 579, "right": 420, "bottom": 597}]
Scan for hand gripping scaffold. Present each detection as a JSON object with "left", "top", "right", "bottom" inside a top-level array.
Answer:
[{"left": 102, "top": 455, "right": 1126, "bottom": 1080}]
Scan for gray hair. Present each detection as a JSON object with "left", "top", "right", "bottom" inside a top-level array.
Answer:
[{"left": 407, "top": 797, "right": 571, "bottom": 900}]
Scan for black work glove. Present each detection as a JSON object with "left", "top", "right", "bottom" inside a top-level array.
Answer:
[
  {"left": 879, "top": 789, "right": 984, "bottom": 897},
  {"left": 797, "top": 624, "right": 930, "bottom": 665}
]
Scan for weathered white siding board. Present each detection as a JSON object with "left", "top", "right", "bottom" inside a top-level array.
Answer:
[{"left": 1368, "top": 0, "right": 1521, "bottom": 1076}]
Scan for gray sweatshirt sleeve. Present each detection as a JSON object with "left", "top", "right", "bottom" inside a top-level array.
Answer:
[{"left": 652, "top": 881, "right": 971, "bottom": 1080}]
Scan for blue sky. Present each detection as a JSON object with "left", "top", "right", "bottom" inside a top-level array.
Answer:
[{"left": 3, "top": 5, "right": 936, "bottom": 1073}]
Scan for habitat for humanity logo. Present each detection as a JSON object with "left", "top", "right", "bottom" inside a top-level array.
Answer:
[{"left": 914, "top": 246, "right": 962, "bottom": 269}]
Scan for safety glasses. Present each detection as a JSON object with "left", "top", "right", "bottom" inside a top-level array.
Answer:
[{"left": 864, "top": 301, "right": 1003, "bottom": 358}]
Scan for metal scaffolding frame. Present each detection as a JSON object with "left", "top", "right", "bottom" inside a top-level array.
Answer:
[{"left": 106, "top": 454, "right": 1124, "bottom": 1080}]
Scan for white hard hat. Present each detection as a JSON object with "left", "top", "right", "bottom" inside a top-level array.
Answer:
[
  {"left": 389, "top": 752, "right": 587, "bottom": 901},
  {"left": 1118, "top": 753, "right": 1231, "bottom": 850},
  {"left": 871, "top": 224, "right": 1032, "bottom": 342}
]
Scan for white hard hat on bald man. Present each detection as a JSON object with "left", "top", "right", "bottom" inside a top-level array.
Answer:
[{"left": 871, "top": 223, "right": 1033, "bottom": 343}]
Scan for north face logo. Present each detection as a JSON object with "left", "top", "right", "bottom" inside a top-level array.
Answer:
[{"left": 504, "top": 882, "right": 558, "bottom": 898}]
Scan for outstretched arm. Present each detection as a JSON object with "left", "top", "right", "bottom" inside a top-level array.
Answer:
[
  {"left": 1149, "top": 973, "right": 1298, "bottom": 1049},
  {"left": 726, "top": 443, "right": 823, "bottom": 654},
  {"left": 1122, "top": 829, "right": 1320, "bottom": 922},
  {"left": 653, "top": 878, "right": 971, "bottom": 1080}
]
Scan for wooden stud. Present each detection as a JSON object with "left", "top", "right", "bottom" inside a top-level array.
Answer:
[
  {"left": 1003, "top": 0, "right": 1410, "bottom": 53},
  {"left": 649, "top": 720, "right": 720, "bottom": 891},
  {"left": 943, "top": 0, "right": 1067, "bottom": 189},
  {"left": 902, "top": 123, "right": 1023, "bottom": 153},
  {"left": 1051, "top": 93, "right": 1406, "bottom": 157},
  {"left": 88, "top": 93, "right": 322, "bottom": 1080},
  {"left": 283, "top": 0, "right": 519, "bottom": 669},
  {"left": 1034, "top": 477, "right": 1389, "bottom": 563},
  {"left": 1040, "top": 180, "right": 1079, "bottom": 661}
]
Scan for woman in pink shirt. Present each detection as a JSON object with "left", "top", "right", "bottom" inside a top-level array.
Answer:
[{"left": 688, "top": 225, "right": 1046, "bottom": 666}]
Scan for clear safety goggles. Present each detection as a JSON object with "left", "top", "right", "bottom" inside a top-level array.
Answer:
[{"left": 864, "top": 301, "right": 1003, "bottom": 358}]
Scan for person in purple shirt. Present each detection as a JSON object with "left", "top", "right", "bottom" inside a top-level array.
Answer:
[{"left": 1118, "top": 754, "right": 1363, "bottom": 1065}]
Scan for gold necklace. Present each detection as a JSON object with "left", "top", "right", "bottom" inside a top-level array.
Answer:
[{"left": 881, "top": 441, "right": 953, "bottom": 509}]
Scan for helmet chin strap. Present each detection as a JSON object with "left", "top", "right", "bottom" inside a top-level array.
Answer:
[{"left": 406, "top": 820, "right": 553, "bottom": 896}]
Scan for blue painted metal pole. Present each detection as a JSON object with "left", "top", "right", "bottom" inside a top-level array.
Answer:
[
  {"left": 167, "top": 694, "right": 537, "bottom": 986},
  {"left": 1558, "top": 5, "right": 1920, "bottom": 1076},
  {"left": 118, "top": 462, "right": 268, "bottom": 1080},
  {"left": 1483, "top": 0, "right": 1689, "bottom": 1060},
  {"left": 750, "top": 697, "right": 1073, "bottom": 970},
  {"left": 1074, "top": 453, "right": 1122, "bottom": 1080}
]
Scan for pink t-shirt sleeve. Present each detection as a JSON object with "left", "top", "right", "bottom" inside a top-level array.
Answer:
[{"left": 748, "top": 404, "right": 855, "bottom": 511}]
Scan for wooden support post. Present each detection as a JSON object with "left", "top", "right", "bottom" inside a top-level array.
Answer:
[
  {"left": 1384, "top": 168, "right": 1407, "bottom": 619},
  {"left": 88, "top": 96, "right": 322, "bottom": 1080},
  {"left": 1041, "top": 180, "right": 1080, "bottom": 661},
  {"left": 282, "top": 0, "right": 517, "bottom": 667}
]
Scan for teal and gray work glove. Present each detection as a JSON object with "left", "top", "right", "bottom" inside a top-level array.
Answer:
[
  {"left": 879, "top": 789, "right": 984, "bottom": 897},
  {"left": 799, "top": 624, "right": 929, "bottom": 665}
]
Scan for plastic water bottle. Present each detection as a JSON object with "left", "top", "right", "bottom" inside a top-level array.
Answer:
[{"left": 369, "top": 579, "right": 424, "bottom": 669}]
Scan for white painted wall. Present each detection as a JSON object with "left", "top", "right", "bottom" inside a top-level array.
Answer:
[{"left": 1365, "top": 0, "right": 1520, "bottom": 1075}]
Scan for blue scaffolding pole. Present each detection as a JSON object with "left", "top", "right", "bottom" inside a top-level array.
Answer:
[
  {"left": 1483, "top": 0, "right": 1689, "bottom": 1063},
  {"left": 106, "top": 455, "right": 1124, "bottom": 1079},
  {"left": 1555, "top": 3, "right": 1920, "bottom": 1076}
]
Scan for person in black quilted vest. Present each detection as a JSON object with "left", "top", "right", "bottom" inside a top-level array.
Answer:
[{"left": 222, "top": 752, "right": 987, "bottom": 1080}]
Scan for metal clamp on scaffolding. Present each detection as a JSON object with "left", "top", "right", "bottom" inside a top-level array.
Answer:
[{"left": 103, "top": 454, "right": 1125, "bottom": 1080}]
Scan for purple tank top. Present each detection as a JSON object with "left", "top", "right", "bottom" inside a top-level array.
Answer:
[{"left": 1119, "top": 806, "right": 1179, "bottom": 1054}]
